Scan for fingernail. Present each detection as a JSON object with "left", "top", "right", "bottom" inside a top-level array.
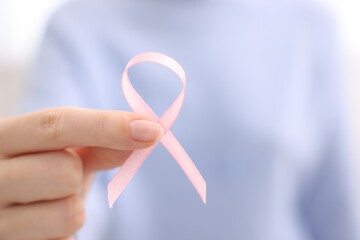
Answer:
[{"left": 129, "top": 120, "right": 164, "bottom": 142}]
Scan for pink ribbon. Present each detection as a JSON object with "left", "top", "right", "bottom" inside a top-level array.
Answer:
[{"left": 107, "top": 52, "right": 207, "bottom": 208}]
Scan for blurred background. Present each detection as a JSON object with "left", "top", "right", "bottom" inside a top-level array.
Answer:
[
  {"left": 0, "top": 0, "right": 359, "bottom": 116},
  {"left": 0, "top": 0, "right": 69, "bottom": 116},
  {"left": 1, "top": 0, "right": 358, "bottom": 122},
  {"left": 0, "top": 0, "right": 359, "bottom": 184},
  {"left": 0, "top": 0, "right": 360, "bottom": 142}
]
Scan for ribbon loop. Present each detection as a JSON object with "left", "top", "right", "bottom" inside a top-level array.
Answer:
[{"left": 108, "top": 52, "right": 206, "bottom": 208}]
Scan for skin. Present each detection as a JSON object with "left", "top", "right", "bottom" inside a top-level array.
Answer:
[{"left": 0, "top": 107, "right": 163, "bottom": 240}]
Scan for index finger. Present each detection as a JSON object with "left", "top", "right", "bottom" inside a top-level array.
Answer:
[{"left": 0, "top": 107, "right": 163, "bottom": 157}]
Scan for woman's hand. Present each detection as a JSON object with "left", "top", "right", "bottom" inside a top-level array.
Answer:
[{"left": 0, "top": 107, "right": 163, "bottom": 240}]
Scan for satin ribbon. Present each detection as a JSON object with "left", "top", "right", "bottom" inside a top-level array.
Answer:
[{"left": 107, "top": 52, "right": 207, "bottom": 208}]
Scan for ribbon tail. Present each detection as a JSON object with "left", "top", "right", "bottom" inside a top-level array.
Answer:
[
  {"left": 161, "top": 131, "right": 207, "bottom": 204},
  {"left": 107, "top": 147, "right": 154, "bottom": 208}
]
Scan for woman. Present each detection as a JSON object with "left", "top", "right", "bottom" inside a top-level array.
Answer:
[{"left": 8, "top": 0, "right": 360, "bottom": 239}]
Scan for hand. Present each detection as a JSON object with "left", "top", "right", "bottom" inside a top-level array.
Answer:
[{"left": 0, "top": 107, "right": 163, "bottom": 240}]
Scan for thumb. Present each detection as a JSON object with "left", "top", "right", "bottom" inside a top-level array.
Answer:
[
  {"left": 54, "top": 236, "right": 76, "bottom": 240},
  {"left": 75, "top": 115, "right": 164, "bottom": 174},
  {"left": 73, "top": 115, "right": 164, "bottom": 198},
  {"left": 76, "top": 147, "right": 134, "bottom": 173},
  {"left": 74, "top": 146, "right": 150, "bottom": 199}
]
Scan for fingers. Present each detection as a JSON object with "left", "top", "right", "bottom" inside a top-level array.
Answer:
[
  {"left": 0, "top": 107, "right": 163, "bottom": 157},
  {"left": 0, "top": 195, "right": 85, "bottom": 240},
  {"left": 0, "top": 146, "right": 133, "bottom": 205},
  {"left": 0, "top": 150, "right": 83, "bottom": 205}
]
